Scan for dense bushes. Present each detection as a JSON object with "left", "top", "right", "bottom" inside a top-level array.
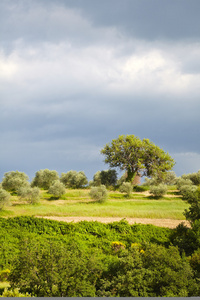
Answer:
[
  {"left": 9, "top": 239, "right": 99, "bottom": 297},
  {"left": 91, "top": 170, "right": 117, "bottom": 188},
  {"left": 1, "top": 216, "right": 200, "bottom": 297},
  {"left": 48, "top": 180, "right": 66, "bottom": 198},
  {"left": 97, "top": 244, "right": 197, "bottom": 297}
]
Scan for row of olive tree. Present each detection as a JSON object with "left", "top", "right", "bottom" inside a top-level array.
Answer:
[{"left": 0, "top": 134, "right": 177, "bottom": 202}]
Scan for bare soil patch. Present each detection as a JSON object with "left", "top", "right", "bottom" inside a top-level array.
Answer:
[{"left": 39, "top": 216, "right": 190, "bottom": 229}]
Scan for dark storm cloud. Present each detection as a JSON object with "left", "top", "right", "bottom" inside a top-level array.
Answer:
[
  {"left": 40, "top": 0, "right": 200, "bottom": 41},
  {"left": 2, "top": 0, "right": 200, "bottom": 52},
  {"left": 1, "top": 0, "right": 200, "bottom": 181}
]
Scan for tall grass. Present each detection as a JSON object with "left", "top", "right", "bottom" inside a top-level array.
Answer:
[{"left": 0, "top": 194, "right": 189, "bottom": 220}]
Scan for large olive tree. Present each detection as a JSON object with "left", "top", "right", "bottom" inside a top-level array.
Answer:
[
  {"left": 60, "top": 170, "right": 88, "bottom": 188},
  {"left": 31, "top": 169, "right": 59, "bottom": 189},
  {"left": 2, "top": 171, "right": 29, "bottom": 193},
  {"left": 101, "top": 135, "right": 175, "bottom": 182}
]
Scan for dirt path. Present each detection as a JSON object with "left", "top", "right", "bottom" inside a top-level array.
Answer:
[{"left": 39, "top": 216, "right": 190, "bottom": 229}]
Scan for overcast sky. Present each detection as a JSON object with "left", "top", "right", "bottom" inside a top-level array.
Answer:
[{"left": 1, "top": 0, "right": 200, "bottom": 182}]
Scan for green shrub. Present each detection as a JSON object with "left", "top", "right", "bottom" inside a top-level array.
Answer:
[
  {"left": 143, "top": 176, "right": 160, "bottom": 186},
  {"left": 184, "top": 188, "right": 200, "bottom": 223},
  {"left": 143, "top": 172, "right": 177, "bottom": 186},
  {"left": 8, "top": 239, "right": 99, "bottom": 297},
  {"left": 111, "top": 241, "right": 126, "bottom": 251},
  {"left": 176, "top": 178, "right": 193, "bottom": 190},
  {"left": 182, "top": 171, "right": 200, "bottom": 186},
  {"left": 149, "top": 184, "right": 167, "bottom": 197},
  {"left": 119, "top": 182, "right": 133, "bottom": 197},
  {"left": 100, "top": 170, "right": 117, "bottom": 187},
  {"left": 17, "top": 187, "right": 40, "bottom": 204},
  {"left": 0, "top": 288, "right": 32, "bottom": 297},
  {"left": 189, "top": 248, "right": 200, "bottom": 278},
  {"left": 0, "top": 269, "right": 10, "bottom": 281},
  {"left": 179, "top": 185, "right": 197, "bottom": 201},
  {"left": 89, "top": 185, "right": 108, "bottom": 202},
  {"left": 0, "top": 189, "right": 10, "bottom": 210},
  {"left": 48, "top": 180, "right": 66, "bottom": 198}
]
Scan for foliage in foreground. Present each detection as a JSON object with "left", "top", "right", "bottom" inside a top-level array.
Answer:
[
  {"left": 0, "top": 216, "right": 200, "bottom": 296},
  {"left": 7, "top": 238, "right": 197, "bottom": 297},
  {"left": 0, "top": 288, "right": 31, "bottom": 297}
]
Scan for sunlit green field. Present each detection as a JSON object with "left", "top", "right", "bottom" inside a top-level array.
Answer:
[{"left": 0, "top": 189, "right": 189, "bottom": 220}]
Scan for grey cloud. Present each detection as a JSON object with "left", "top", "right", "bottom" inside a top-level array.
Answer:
[
  {"left": 2, "top": 0, "right": 200, "bottom": 55},
  {"left": 53, "top": 0, "right": 200, "bottom": 41},
  {"left": 1, "top": 0, "right": 200, "bottom": 181}
]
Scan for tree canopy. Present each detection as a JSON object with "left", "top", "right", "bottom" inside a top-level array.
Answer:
[
  {"left": 31, "top": 169, "right": 59, "bottom": 190},
  {"left": 101, "top": 135, "right": 175, "bottom": 182},
  {"left": 2, "top": 171, "right": 29, "bottom": 193}
]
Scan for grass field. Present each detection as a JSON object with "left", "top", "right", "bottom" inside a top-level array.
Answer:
[{"left": 0, "top": 188, "right": 189, "bottom": 220}]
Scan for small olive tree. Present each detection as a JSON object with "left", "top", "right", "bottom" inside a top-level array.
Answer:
[
  {"left": 48, "top": 180, "right": 66, "bottom": 198},
  {"left": 0, "top": 188, "right": 11, "bottom": 210},
  {"left": 18, "top": 186, "right": 40, "bottom": 204},
  {"left": 89, "top": 185, "right": 108, "bottom": 203},
  {"left": 143, "top": 171, "right": 177, "bottom": 186},
  {"left": 149, "top": 184, "right": 168, "bottom": 198},
  {"left": 182, "top": 170, "right": 200, "bottom": 186},
  {"left": 119, "top": 182, "right": 133, "bottom": 197},
  {"left": 176, "top": 178, "right": 193, "bottom": 190},
  {"left": 179, "top": 185, "right": 198, "bottom": 201}
]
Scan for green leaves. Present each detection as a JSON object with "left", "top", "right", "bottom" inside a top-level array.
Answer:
[
  {"left": 31, "top": 169, "right": 59, "bottom": 190},
  {"left": 48, "top": 180, "right": 65, "bottom": 198},
  {"left": 101, "top": 135, "right": 175, "bottom": 181},
  {"left": 2, "top": 171, "right": 29, "bottom": 193},
  {"left": 60, "top": 170, "right": 88, "bottom": 188}
]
